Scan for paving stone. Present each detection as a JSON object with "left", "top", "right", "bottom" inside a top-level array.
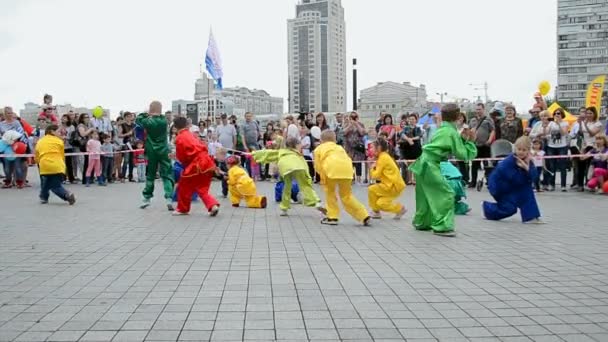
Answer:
[{"left": 1, "top": 181, "right": 607, "bottom": 342}]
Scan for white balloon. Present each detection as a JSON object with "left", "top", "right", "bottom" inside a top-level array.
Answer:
[{"left": 311, "top": 126, "right": 321, "bottom": 140}]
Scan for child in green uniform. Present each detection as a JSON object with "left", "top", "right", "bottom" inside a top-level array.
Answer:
[
  {"left": 410, "top": 104, "right": 477, "bottom": 236},
  {"left": 137, "top": 101, "right": 175, "bottom": 211},
  {"left": 253, "top": 137, "right": 326, "bottom": 217},
  {"left": 440, "top": 161, "right": 471, "bottom": 216}
]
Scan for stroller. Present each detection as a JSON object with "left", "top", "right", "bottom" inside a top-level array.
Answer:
[{"left": 476, "top": 139, "right": 513, "bottom": 191}]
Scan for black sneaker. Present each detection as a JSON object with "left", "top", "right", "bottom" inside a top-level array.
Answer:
[
  {"left": 321, "top": 218, "right": 339, "bottom": 226},
  {"left": 67, "top": 193, "right": 76, "bottom": 205},
  {"left": 363, "top": 216, "right": 372, "bottom": 227}
]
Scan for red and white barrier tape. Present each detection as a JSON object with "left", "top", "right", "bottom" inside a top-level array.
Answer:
[
  {"left": 0, "top": 149, "right": 145, "bottom": 158},
  {"left": 220, "top": 147, "right": 606, "bottom": 164},
  {"left": 1, "top": 147, "right": 605, "bottom": 164}
]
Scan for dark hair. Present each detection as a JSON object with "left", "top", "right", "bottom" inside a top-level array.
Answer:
[
  {"left": 374, "top": 137, "right": 390, "bottom": 153},
  {"left": 46, "top": 124, "right": 58, "bottom": 133},
  {"left": 532, "top": 139, "right": 543, "bottom": 148},
  {"left": 476, "top": 103, "right": 485, "bottom": 109},
  {"left": 173, "top": 117, "right": 188, "bottom": 130},
  {"left": 441, "top": 103, "right": 460, "bottom": 122},
  {"left": 123, "top": 111, "right": 133, "bottom": 118},
  {"left": 586, "top": 106, "right": 598, "bottom": 121},
  {"left": 43, "top": 94, "right": 52, "bottom": 103},
  {"left": 383, "top": 114, "right": 393, "bottom": 125},
  {"left": 315, "top": 113, "right": 328, "bottom": 130},
  {"left": 134, "top": 140, "right": 144, "bottom": 146},
  {"left": 78, "top": 113, "right": 89, "bottom": 124}
]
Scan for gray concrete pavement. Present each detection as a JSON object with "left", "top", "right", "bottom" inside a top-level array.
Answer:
[{"left": 0, "top": 177, "right": 607, "bottom": 341}]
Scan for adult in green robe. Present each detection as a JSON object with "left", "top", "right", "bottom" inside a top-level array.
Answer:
[
  {"left": 410, "top": 104, "right": 477, "bottom": 236},
  {"left": 137, "top": 102, "right": 174, "bottom": 210}
]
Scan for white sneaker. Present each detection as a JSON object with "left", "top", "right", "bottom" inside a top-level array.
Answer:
[
  {"left": 209, "top": 205, "right": 220, "bottom": 217},
  {"left": 527, "top": 218, "right": 546, "bottom": 224},
  {"left": 140, "top": 198, "right": 151, "bottom": 209},
  {"left": 172, "top": 211, "right": 188, "bottom": 216},
  {"left": 280, "top": 209, "right": 289, "bottom": 217},
  {"left": 393, "top": 206, "right": 407, "bottom": 220}
]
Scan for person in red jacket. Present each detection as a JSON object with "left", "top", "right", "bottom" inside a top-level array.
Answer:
[{"left": 173, "top": 117, "right": 220, "bottom": 217}]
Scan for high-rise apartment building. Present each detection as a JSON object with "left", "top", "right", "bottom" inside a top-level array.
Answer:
[
  {"left": 557, "top": 0, "right": 608, "bottom": 112},
  {"left": 288, "top": 0, "right": 347, "bottom": 113}
]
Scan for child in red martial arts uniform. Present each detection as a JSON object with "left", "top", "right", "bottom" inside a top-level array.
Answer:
[{"left": 172, "top": 117, "right": 219, "bottom": 217}]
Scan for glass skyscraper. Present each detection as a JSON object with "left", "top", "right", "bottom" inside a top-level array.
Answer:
[{"left": 288, "top": 0, "right": 347, "bottom": 113}]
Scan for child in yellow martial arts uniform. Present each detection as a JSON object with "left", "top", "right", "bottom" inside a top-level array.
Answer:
[
  {"left": 314, "top": 131, "right": 371, "bottom": 226},
  {"left": 253, "top": 137, "right": 326, "bottom": 216},
  {"left": 226, "top": 155, "right": 267, "bottom": 209},
  {"left": 369, "top": 138, "right": 407, "bottom": 220}
]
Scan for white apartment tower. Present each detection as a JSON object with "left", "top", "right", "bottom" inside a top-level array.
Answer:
[
  {"left": 557, "top": 0, "right": 608, "bottom": 111},
  {"left": 288, "top": 0, "right": 347, "bottom": 113}
]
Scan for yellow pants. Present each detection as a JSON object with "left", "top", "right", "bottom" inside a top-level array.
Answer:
[
  {"left": 368, "top": 184, "right": 403, "bottom": 214},
  {"left": 229, "top": 185, "right": 265, "bottom": 208},
  {"left": 323, "top": 179, "right": 369, "bottom": 222}
]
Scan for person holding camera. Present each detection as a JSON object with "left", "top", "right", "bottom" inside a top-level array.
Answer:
[{"left": 343, "top": 112, "right": 367, "bottom": 184}]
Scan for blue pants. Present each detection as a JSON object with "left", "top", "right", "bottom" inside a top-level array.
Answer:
[
  {"left": 483, "top": 187, "right": 541, "bottom": 223},
  {"left": 102, "top": 157, "right": 114, "bottom": 183},
  {"left": 172, "top": 162, "right": 198, "bottom": 202},
  {"left": 275, "top": 180, "right": 300, "bottom": 203},
  {"left": 40, "top": 174, "right": 69, "bottom": 202},
  {"left": 3, "top": 158, "right": 25, "bottom": 184}
]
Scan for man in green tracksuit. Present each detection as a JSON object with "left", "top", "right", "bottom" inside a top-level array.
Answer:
[
  {"left": 137, "top": 101, "right": 174, "bottom": 211},
  {"left": 410, "top": 104, "right": 477, "bottom": 237}
]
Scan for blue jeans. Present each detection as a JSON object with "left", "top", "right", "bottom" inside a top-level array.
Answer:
[
  {"left": 121, "top": 151, "right": 134, "bottom": 180},
  {"left": 546, "top": 146, "right": 568, "bottom": 188},
  {"left": 136, "top": 164, "right": 146, "bottom": 182},
  {"left": 40, "top": 174, "right": 69, "bottom": 201},
  {"left": 3, "top": 158, "right": 25, "bottom": 185},
  {"left": 101, "top": 157, "right": 114, "bottom": 183}
]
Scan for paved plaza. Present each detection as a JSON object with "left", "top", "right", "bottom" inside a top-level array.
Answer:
[{"left": 1, "top": 177, "right": 607, "bottom": 342}]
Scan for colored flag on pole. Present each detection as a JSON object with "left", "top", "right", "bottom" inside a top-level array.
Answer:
[
  {"left": 206, "top": 28, "right": 223, "bottom": 90},
  {"left": 585, "top": 75, "right": 605, "bottom": 116}
]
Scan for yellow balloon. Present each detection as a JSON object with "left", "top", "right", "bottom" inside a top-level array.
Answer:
[
  {"left": 92, "top": 106, "right": 104, "bottom": 119},
  {"left": 538, "top": 81, "right": 551, "bottom": 96}
]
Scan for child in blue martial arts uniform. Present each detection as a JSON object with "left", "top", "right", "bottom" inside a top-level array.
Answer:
[
  {"left": 482, "top": 136, "right": 544, "bottom": 224},
  {"left": 275, "top": 178, "right": 300, "bottom": 203},
  {"left": 172, "top": 161, "right": 199, "bottom": 203}
]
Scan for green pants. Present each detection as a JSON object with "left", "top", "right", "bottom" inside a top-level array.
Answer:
[
  {"left": 412, "top": 163, "right": 455, "bottom": 233},
  {"left": 142, "top": 152, "right": 174, "bottom": 200},
  {"left": 281, "top": 170, "right": 320, "bottom": 211}
]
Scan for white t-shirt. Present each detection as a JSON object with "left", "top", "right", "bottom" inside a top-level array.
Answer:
[
  {"left": 301, "top": 136, "right": 311, "bottom": 157},
  {"left": 208, "top": 141, "right": 222, "bottom": 157},
  {"left": 580, "top": 121, "right": 603, "bottom": 147},
  {"left": 531, "top": 150, "right": 545, "bottom": 168},
  {"left": 547, "top": 121, "right": 569, "bottom": 148}
]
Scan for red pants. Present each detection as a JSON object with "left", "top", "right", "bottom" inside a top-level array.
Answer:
[{"left": 176, "top": 172, "right": 219, "bottom": 214}]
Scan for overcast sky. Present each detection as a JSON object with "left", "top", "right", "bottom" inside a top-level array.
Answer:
[{"left": 0, "top": 0, "right": 557, "bottom": 115}]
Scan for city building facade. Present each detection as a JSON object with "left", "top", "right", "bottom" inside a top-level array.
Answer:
[
  {"left": 557, "top": 0, "right": 608, "bottom": 112},
  {"left": 172, "top": 73, "right": 283, "bottom": 123},
  {"left": 358, "top": 82, "right": 428, "bottom": 119},
  {"left": 288, "top": 0, "right": 347, "bottom": 113}
]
